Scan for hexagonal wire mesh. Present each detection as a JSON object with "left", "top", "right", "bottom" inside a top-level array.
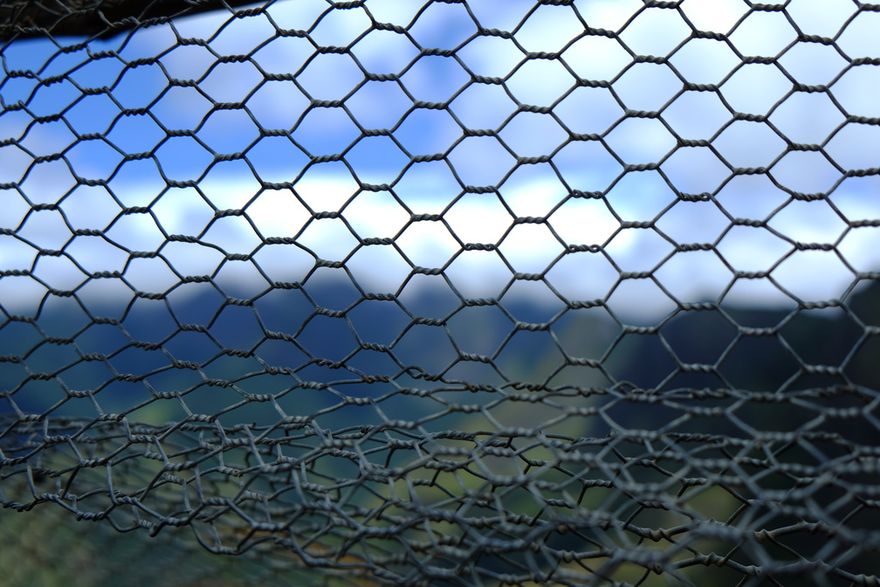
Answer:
[{"left": 1, "top": 0, "right": 880, "bottom": 585}]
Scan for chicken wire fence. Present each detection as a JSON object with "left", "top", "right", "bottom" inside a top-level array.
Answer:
[{"left": 1, "top": 0, "right": 880, "bottom": 585}]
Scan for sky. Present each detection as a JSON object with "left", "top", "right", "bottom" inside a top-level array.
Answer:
[{"left": 1, "top": 0, "right": 879, "bottom": 321}]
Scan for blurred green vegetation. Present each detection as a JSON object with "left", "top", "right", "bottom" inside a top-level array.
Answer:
[
  {"left": 0, "top": 504, "right": 366, "bottom": 587},
  {"left": 1, "top": 282, "right": 878, "bottom": 584}
]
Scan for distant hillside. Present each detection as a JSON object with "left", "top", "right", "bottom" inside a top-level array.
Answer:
[{"left": 1, "top": 277, "right": 877, "bottom": 437}]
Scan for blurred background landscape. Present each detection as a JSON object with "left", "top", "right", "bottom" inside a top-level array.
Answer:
[{"left": 2, "top": 0, "right": 880, "bottom": 584}]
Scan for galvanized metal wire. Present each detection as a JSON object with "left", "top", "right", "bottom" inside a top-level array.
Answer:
[{"left": 1, "top": 1, "right": 880, "bottom": 585}]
